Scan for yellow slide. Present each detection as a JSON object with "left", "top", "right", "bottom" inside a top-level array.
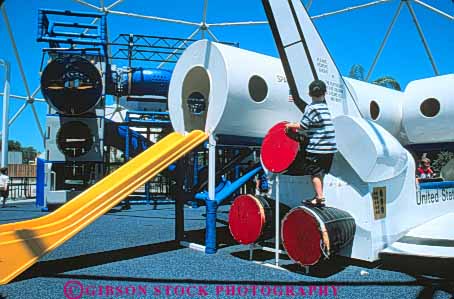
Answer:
[{"left": 0, "top": 130, "right": 207, "bottom": 285}]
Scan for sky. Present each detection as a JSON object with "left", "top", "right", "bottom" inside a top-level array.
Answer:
[{"left": 0, "top": 0, "right": 453, "bottom": 152}]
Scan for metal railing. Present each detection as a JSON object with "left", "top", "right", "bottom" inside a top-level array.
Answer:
[{"left": 8, "top": 177, "right": 36, "bottom": 199}]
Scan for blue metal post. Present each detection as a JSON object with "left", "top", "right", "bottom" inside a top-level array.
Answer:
[
  {"left": 205, "top": 134, "right": 217, "bottom": 254},
  {"left": 35, "top": 158, "right": 45, "bottom": 208},
  {"left": 125, "top": 113, "right": 130, "bottom": 160}
]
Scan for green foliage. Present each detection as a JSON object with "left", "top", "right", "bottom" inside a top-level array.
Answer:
[
  {"left": 348, "top": 64, "right": 401, "bottom": 91},
  {"left": 0, "top": 139, "right": 38, "bottom": 163},
  {"left": 432, "top": 151, "right": 454, "bottom": 174},
  {"left": 349, "top": 64, "right": 365, "bottom": 81},
  {"left": 372, "top": 76, "right": 401, "bottom": 91},
  {"left": 7, "top": 140, "right": 21, "bottom": 151},
  {"left": 22, "top": 146, "right": 38, "bottom": 163}
]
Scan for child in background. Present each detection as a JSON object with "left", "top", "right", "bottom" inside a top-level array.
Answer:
[
  {"left": 0, "top": 167, "right": 10, "bottom": 208},
  {"left": 416, "top": 157, "right": 434, "bottom": 180}
]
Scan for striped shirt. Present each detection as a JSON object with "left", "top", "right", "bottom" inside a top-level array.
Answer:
[{"left": 300, "top": 101, "right": 337, "bottom": 154}]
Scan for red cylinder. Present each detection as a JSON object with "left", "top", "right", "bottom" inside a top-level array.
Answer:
[
  {"left": 282, "top": 205, "right": 356, "bottom": 266},
  {"left": 281, "top": 206, "right": 324, "bottom": 266},
  {"left": 261, "top": 121, "right": 306, "bottom": 175},
  {"left": 228, "top": 194, "right": 269, "bottom": 245}
]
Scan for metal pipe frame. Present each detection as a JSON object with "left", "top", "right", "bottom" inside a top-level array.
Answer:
[
  {"left": 414, "top": 0, "right": 454, "bottom": 21},
  {"left": 206, "top": 28, "right": 220, "bottom": 42},
  {"left": 405, "top": 0, "right": 440, "bottom": 76},
  {"left": 83, "top": 0, "right": 124, "bottom": 34},
  {"left": 208, "top": 20, "right": 268, "bottom": 27},
  {"left": 207, "top": 0, "right": 395, "bottom": 26},
  {"left": 1, "top": 4, "right": 45, "bottom": 146},
  {"left": 1, "top": 5, "right": 31, "bottom": 98},
  {"left": 157, "top": 27, "right": 201, "bottom": 69},
  {"left": 107, "top": 9, "right": 200, "bottom": 26},
  {"left": 311, "top": 0, "right": 393, "bottom": 20},
  {"left": 0, "top": 93, "right": 45, "bottom": 102},
  {"left": 201, "top": 0, "right": 209, "bottom": 39},
  {"left": 366, "top": 1, "right": 404, "bottom": 81},
  {"left": 0, "top": 59, "right": 10, "bottom": 167},
  {"left": 71, "top": 0, "right": 101, "bottom": 11},
  {"left": 7, "top": 102, "right": 27, "bottom": 127},
  {"left": 306, "top": 0, "right": 313, "bottom": 11}
]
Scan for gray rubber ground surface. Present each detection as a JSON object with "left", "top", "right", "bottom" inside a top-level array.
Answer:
[{"left": 0, "top": 202, "right": 453, "bottom": 299}]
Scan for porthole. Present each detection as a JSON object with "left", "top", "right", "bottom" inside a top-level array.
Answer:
[
  {"left": 248, "top": 75, "right": 268, "bottom": 103},
  {"left": 56, "top": 121, "right": 93, "bottom": 158},
  {"left": 370, "top": 100, "right": 380, "bottom": 120},
  {"left": 187, "top": 91, "right": 207, "bottom": 115},
  {"left": 420, "top": 98, "right": 440, "bottom": 118}
]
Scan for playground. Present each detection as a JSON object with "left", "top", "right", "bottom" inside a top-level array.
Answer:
[{"left": 0, "top": 0, "right": 453, "bottom": 298}]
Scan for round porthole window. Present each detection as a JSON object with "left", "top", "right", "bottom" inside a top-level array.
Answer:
[
  {"left": 370, "top": 100, "right": 380, "bottom": 120},
  {"left": 248, "top": 75, "right": 268, "bottom": 103},
  {"left": 420, "top": 98, "right": 440, "bottom": 118},
  {"left": 187, "top": 91, "right": 207, "bottom": 115},
  {"left": 56, "top": 121, "right": 93, "bottom": 158}
]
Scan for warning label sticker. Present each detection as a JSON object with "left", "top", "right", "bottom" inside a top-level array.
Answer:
[{"left": 372, "top": 187, "right": 386, "bottom": 220}]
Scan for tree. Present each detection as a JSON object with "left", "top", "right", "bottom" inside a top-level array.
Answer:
[
  {"left": 432, "top": 151, "right": 454, "bottom": 175},
  {"left": 349, "top": 64, "right": 365, "bottom": 81},
  {"left": 8, "top": 140, "right": 21, "bottom": 151},
  {"left": 348, "top": 64, "right": 401, "bottom": 91},
  {"left": 372, "top": 76, "right": 401, "bottom": 91},
  {"left": 22, "top": 146, "right": 38, "bottom": 163},
  {"left": 0, "top": 139, "right": 38, "bottom": 163}
]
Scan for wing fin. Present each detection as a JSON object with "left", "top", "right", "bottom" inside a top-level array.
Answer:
[{"left": 262, "top": 0, "right": 362, "bottom": 118}]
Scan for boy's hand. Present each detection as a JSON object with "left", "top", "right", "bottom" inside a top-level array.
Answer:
[{"left": 285, "top": 123, "right": 299, "bottom": 133}]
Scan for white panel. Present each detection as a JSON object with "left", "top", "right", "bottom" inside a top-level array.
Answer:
[
  {"left": 285, "top": 43, "right": 314, "bottom": 105},
  {"left": 381, "top": 213, "right": 454, "bottom": 258},
  {"left": 268, "top": 0, "right": 300, "bottom": 46},
  {"left": 345, "top": 78, "right": 404, "bottom": 140},
  {"left": 402, "top": 74, "right": 454, "bottom": 144},
  {"left": 168, "top": 40, "right": 302, "bottom": 138},
  {"left": 334, "top": 115, "right": 408, "bottom": 182}
]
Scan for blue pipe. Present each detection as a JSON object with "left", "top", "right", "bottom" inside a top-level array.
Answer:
[
  {"left": 205, "top": 199, "right": 218, "bottom": 254},
  {"left": 194, "top": 179, "right": 229, "bottom": 201},
  {"left": 215, "top": 166, "right": 261, "bottom": 204},
  {"left": 204, "top": 166, "right": 262, "bottom": 255}
]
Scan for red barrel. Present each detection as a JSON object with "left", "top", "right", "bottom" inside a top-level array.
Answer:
[
  {"left": 261, "top": 121, "right": 307, "bottom": 175},
  {"left": 229, "top": 194, "right": 291, "bottom": 245},
  {"left": 228, "top": 195, "right": 272, "bottom": 244},
  {"left": 282, "top": 205, "right": 356, "bottom": 266}
]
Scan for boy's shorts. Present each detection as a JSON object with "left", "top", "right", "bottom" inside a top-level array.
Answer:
[
  {"left": 303, "top": 153, "right": 334, "bottom": 176},
  {"left": 0, "top": 190, "right": 8, "bottom": 198}
]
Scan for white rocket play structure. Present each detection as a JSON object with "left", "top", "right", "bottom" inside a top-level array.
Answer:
[{"left": 168, "top": 0, "right": 454, "bottom": 267}]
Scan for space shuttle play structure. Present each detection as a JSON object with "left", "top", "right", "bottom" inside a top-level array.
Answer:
[
  {"left": 169, "top": 0, "right": 454, "bottom": 266},
  {"left": 0, "top": 0, "right": 453, "bottom": 286}
]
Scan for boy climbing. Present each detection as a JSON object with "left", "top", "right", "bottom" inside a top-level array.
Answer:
[{"left": 285, "top": 80, "right": 337, "bottom": 206}]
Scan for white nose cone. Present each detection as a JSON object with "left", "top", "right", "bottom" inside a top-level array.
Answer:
[
  {"left": 402, "top": 74, "right": 454, "bottom": 144},
  {"left": 168, "top": 40, "right": 300, "bottom": 138}
]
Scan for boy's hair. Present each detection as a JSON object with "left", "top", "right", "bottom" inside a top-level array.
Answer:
[
  {"left": 308, "top": 80, "right": 327, "bottom": 97},
  {"left": 0, "top": 167, "right": 7, "bottom": 174}
]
